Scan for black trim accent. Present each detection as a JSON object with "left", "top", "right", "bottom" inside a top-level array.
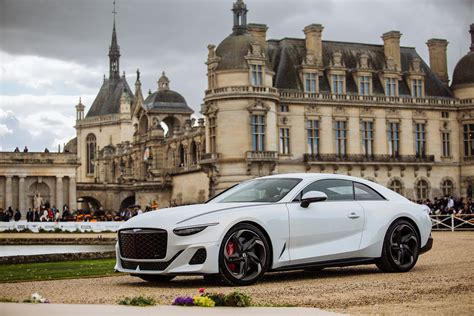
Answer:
[
  {"left": 121, "top": 250, "right": 183, "bottom": 271},
  {"left": 189, "top": 248, "right": 207, "bottom": 265},
  {"left": 279, "top": 242, "right": 286, "bottom": 259},
  {"left": 420, "top": 236, "right": 433, "bottom": 254},
  {"left": 271, "top": 257, "right": 375, "bottom": 272}
]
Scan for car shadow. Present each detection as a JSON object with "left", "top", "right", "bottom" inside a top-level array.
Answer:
[{"left": 117, "top": 265, "right": 381, "bottom": 288}]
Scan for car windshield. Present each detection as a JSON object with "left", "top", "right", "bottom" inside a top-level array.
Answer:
[{"left": 212, "top": 178, "right": 302, "bottom": 203}]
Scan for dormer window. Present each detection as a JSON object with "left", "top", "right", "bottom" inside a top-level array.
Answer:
[
  {"left": 385, "top": 78, "right": 397, "bottom": 96},
  {"left": 304, "top": 73, "right": 317, "bottom": 92},
  {"left": 412, "top": 79, "right": 423, "bottom": 97},
  {"left": 332, "top": 75, "right": 344, "bottom": 94},
  {"left": 359, "top": 76, "right": 371, "bottom": 95},
  {"left": 251, "top": 64, "right": 263, "bottom": 86}
]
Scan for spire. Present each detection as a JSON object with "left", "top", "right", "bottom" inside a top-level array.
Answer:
[
  {"left": 232, "top": 0, "right": 248, "bottom": 35},
  {"left": 109, "top": 0, "right": 121, "bottom": 82},
  {"left": 470, "top": 23, "right": 474, "bottom": 52}
]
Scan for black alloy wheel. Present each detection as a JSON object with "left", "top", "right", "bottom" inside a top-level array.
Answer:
[
  {"left": 219, "top": 223, "right": 270, "bottom": 285},
  {"left": 376, "top": 219, "right": 420, "bottom": 272}
]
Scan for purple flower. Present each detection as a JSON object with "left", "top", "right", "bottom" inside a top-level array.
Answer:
[{"left": 172, "top": 296, "right": 194, "bottom": 306}]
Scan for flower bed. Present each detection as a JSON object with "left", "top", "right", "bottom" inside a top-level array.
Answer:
[{"left": 172, "top": 288, "right": 251, "bottom": 307}]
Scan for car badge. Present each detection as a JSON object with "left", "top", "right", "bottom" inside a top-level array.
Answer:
[{"left": 133, "top": 229, "right": 142, "bottom": 233}]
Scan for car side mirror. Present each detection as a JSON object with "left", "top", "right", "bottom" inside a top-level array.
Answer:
[{"left": 300, "top": 191, "right": 328, "bottom": 208}]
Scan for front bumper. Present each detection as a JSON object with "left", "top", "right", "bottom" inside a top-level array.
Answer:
[{"left": 420, "top": 236, "right": 433, "bottom": 254}]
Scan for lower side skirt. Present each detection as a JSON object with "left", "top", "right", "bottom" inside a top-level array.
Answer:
[{"left": 270, "top": 257, "right": 376, "bottom": 272}]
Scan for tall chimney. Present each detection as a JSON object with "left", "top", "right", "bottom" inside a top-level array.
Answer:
[
  {"left": 304, "top": 24, "right": 324, "bottom": 66},
  {"left": 248, "top": 23, "right": 268, "bottom": 44},
  {"left": 426, "top": 39, "right": 449, "bottom": 86},
  {"left": 470, "top": 23, "right": 474, "bottom": 52},
  {"left": 382, "top": 31, "right": 402, "bottom": 71}
]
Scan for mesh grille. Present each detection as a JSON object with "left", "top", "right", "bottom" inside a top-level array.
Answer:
[
  {"left": 189, "top": 248, "right": 207, "bottom": 265},
  {"left": 120, "top": 251, "right": 183, "bottom": 271},
  {"left": 119, "top": 229, "right": 167, "bottom": 259}
]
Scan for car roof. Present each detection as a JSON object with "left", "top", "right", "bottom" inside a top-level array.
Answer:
[{"left": 259, "top": 173, "right": 361, "bottom": 181}]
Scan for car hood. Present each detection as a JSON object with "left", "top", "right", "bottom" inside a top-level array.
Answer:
[{"left": 119, "top": 202, "right": 269, "bottom": 230}]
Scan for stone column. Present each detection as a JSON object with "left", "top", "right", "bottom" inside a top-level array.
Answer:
[
  {"left": 18, "top": 176, "right": 26, "bottom": 214},
  {"left": 69, "top": 176, "right": 77, "bottom": 211},
  {"left": 56, "top": 176, "right": 63, "bottom": 211},
  {"left": 5, "top": 176, "right": 12, "bottom": 209}
]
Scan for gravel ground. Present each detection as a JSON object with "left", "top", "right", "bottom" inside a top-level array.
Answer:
[{"left": 1, "top": 231, "right": 473, "bottom": 315}]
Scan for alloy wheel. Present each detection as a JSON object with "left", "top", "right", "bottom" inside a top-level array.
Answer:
[
  {"left": 223, "top": 229, "right": 267, "bottom": 282},
  {"left": 389, "top": 224, "right": 418, "bottom": 269}
]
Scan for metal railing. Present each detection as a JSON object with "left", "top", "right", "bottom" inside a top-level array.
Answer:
[{"left": 430, "top": 214, "right": 474, "bottom": 231}]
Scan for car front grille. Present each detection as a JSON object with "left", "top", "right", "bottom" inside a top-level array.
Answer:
[{"left": 118, "top": 228, "right": 167, "bottom": 259}]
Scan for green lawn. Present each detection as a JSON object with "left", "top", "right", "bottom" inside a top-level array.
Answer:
[{"left": 0, "top": 258, "right": 116, "bottom": 283}]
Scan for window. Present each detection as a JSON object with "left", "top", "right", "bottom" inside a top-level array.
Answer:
[
  {"left": 251, "top": 115, "right": 265, "bottom": 151},
  {"left": 209, "top": 117, "right": 217, "bottom": 153},
  {"left": 335, "top": 121, "right": 347, "bottom": 156},
  {"left": 279, "top": 128, "right": 290, "bottom": 154},
  {"left": 354, "top": 182, "right": 385, "bottom": 201},
  {"left": 279, "top": 104, "right": 289, "bottom": 112},
  {"left": 385, "top": 78, "right": 397, "bottom": 96},
  {"left": 300, "top": 179, "right": 354, "bottom": 201},
  {"left": 389, "top": 179, "right": 403, "bottom": 195},
  {"left": 208, "top": 70, "right": 216, "bottom": 89},
  {"left": 416, "top": 180, "right": 429, "bottom": 200},
  {"left": 215, "top": 178, "right": 302, "bottom": 203},
  {"left": 441, "top": 111, "right": 449, "bottom": 118},
  {"left": 86, "top": 134, "right": 96, "bottom": 175},
  {"left": 251, "top": 64, "right": 263, "bottom": 86},
  {"left": 415, "top": 123, "right": 426, "bottom": 157},
  {"left": 304, "top": 73, "right": 317, "bottom": 93},
  {"left": 387, "top": 122, "right": 400, "bottom": 157},
  {"left": 359, "top": 76, "right": 371, "bottom": 96},
  {"left": 361, "top": 121, "right": 374, "bottom": 156},
  {"left": 442, "top": 132, "right": 451, "bottom": 157},
  {"left": 307, "top": 120, "right": 319, "bottom": 155},
  {"left": 412, "top": 79, "right": 423, "bottom": 97},
  {"left": 441, "top": 179, "right": 454, "bottom": 197},
  {"left": 331, "top": 75, "right": 344, "bottom": 94},
  {"left": 463, "top": 124, "right": 474, "bottom": 157}
]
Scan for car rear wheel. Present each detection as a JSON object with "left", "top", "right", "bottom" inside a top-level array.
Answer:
[
  {"left": 376, "top": 219, "right": 419, "bottom": 272},
  {"left": 135, "top": 274, "right": 175, "bottom": 283},
  {"left": 219, "top": 223, "right": 270, "bottom": 286}
]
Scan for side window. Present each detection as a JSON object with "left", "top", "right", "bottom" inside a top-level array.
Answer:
[
  {"left": 299, "top": 179, "right": 354, "bottom": 201},
  {"left": 354, "top": 182, "right": 385, "bottom": 201}
]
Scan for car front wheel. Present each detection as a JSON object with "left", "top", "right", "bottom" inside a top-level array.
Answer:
[
  {"left": 376, "top": 219, "right": 420, "bottom": 272},
  {"left": 219, "top": 223, "right": 270, "bottom": 286}
]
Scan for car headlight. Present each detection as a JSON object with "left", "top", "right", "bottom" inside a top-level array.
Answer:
[{"left": 173, "top": 223, "right": 218, "bottom": 236}]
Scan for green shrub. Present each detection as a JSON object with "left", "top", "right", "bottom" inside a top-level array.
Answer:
[
  {"left": 223, "top": 291, "right": 252, "bottom": 307},
  {"left": 0, "top": 297, "right": 17, "bottom": 303},
  {"left": 118, "top": 296, "right": 156, "bottom": 307}
]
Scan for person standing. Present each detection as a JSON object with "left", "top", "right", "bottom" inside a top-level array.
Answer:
[
  {"left": 34, "top": 209, "right": 40, "bottom": 222},
  {"left": 14, "top": 209, "right": 21, "bottom": 221},
  {"left": 26, "top": 208, "right": 33, "bottom": 222}
]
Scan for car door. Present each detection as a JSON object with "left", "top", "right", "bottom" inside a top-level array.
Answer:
[{"left": 287, "top": 179, "right": 365, "bottom": 265}]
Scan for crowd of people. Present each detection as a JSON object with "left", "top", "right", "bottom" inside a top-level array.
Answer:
[
  {"left": 0, "top": 204, "right": 158, "bottom": 223},
  {"left": 418, "top": 196, "right": 474, "bottom": 215}
]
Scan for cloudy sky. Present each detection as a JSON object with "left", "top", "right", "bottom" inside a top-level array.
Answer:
[{"left": 0, "top": 0, "right": 472, "bottom": 152}]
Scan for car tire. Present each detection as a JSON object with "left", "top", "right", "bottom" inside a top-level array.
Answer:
[
  {"left": 376, "top": 219, "right": 420, "bottom": 273},
  {"left": 219, "top": 223, "right": 270, "bottom": 286},
  {"left": 135, "top": 274, "right": 175, "bottom": 283}
]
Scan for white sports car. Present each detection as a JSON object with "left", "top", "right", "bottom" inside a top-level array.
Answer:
[{"left": 115, "top": 173, "right": 433, "bottom": 285}]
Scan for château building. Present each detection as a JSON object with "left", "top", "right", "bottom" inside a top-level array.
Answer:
[{"left": 1, "top": 0, "right": 473, "bottom": 214}]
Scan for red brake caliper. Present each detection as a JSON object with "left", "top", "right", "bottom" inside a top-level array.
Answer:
[{"left": 226, "top": 241, "right": 236, "bottom": 271}]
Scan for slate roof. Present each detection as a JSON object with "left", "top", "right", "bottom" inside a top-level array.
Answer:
[
  {"left": 143, "top": 90, "right": 193, "bottom": 114},
  {"left": 452, "top": 52, "right": 474, "bottom": 87},
  {"left": 86, "top": 77, "right": 134, "bottom": 118},
  {"left": 266, "top": 38, "right": 453, "bottom": 97}
]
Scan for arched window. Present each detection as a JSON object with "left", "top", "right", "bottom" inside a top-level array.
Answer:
[
  {"left": 139, "top": 115, "right": 148, "bottom": 134},
  {"left": 441, "top": 179, "right": 454, "bottom": 197},
  {"left": 389, "top": 179, "right": 403, "bottom": 195},
  {"left": 86, "top": 134, "right": 96, "bottom": 175},
  {"left": 416, "top": 179, "right": 429, "bottom": 200}
]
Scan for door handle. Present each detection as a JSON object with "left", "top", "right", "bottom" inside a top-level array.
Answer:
[{"left": 348, "top": 212, "right": 360, "bottom": 219}]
